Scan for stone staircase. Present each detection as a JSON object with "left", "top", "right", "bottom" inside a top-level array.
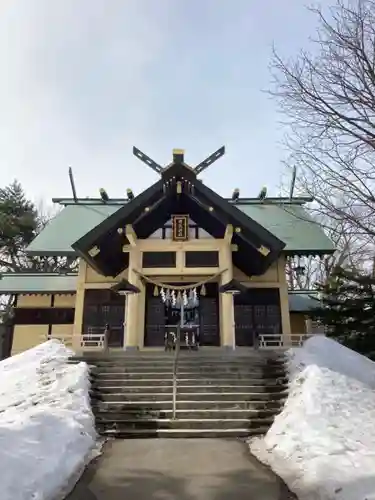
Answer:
[{"left": 72, "top": 349, "right": 288, "bottom": 438}]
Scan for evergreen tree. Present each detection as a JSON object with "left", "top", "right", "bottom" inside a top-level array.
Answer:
[
  {"left": 0, "top": 180, "right": 39, "bottom": 272},
  {"left": 0, "top": 179, "right": 77, "bottom": 274},
  {"left": 0, "top": 180, "right": 78, "bottom": 322},
  {"left": 311, "top": 267, "right": 375, "bottom": 359}
]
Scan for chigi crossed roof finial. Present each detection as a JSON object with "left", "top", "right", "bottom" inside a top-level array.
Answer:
[{"left": 132, "top": 146, "right": 225, "bottom": 177}]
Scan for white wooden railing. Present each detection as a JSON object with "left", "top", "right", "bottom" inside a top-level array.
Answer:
[
  {"left": 258, "top": 332, "right": 324, "bottom": 350},
  {"left": 40, "top": 331, "right": 108, "bottom": 350},
  {"left": 41, "top": 331, "right": 320, "bottom": 352}
]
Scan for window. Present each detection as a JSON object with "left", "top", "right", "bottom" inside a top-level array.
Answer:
[
  {"left": 13, "top": 308, "right": 75, "bottom": 325},
  {"left": 142, "top": 251, "right": 176, "bottom": 268},
  {"left": 50, "top": 308, "right": 75, "bottom": 324},
  {"left": 185, "top": 251, "right": 219, "bottom": 268}
]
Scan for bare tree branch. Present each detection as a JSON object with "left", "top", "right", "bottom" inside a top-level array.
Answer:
[{"left": 272, "top": 0, "right": 375, "bottom": 278}]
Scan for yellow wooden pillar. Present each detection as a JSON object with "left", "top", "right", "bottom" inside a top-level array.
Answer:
[
  {"left": 278, "top": 256, "right": 291, "bottom": 343},
  {"left": 218, "top": 236, "right": 235, "bottom": 349},
  {"left": 72, "top": 260, "right": 86, "bottom": 353},
  {"left": 124, "top": 248, "right": 143, "bottom": 349},
  {"left": 137, "top": 281, "right": 146, "bottom": 348}
]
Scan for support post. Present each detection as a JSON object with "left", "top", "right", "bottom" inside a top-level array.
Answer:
[
  {"left": 219, "top": 242, "right": 235, "bottom": 348},
  {"left": 224, "top": 224, "right": 233, "bottom": 243},
  {"left": 278, "top": 256, "right": 292, "bottom": 345},
  {"left": 125, "top": 224, "right": 137, "bottom": 247},
  {"left": 124, "top": 248, "right": 142, "bottom": 349},
  {"left": 72, "top": 260, "right": 86, "bottom": 353}
]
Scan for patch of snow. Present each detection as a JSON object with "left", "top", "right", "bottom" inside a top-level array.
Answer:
[
  {"left": 0, "top": 340, "right": 101, "bottom": 500},
  {"left": 250, "top": 335, "right": 375, "bottom": 500}
]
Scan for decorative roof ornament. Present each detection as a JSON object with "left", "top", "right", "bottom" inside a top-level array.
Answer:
[
  {"left": 132, "top": 146, "right": 225, "bottom": 178},
  {"left": 99, "top": 188, "right": 109, "bottom": 202},
  {"left": 258, "top": 186, "right": 267, "bottom": 201},
  {"left": 231, "top": 188, "right": 240, "bottom": 202}
]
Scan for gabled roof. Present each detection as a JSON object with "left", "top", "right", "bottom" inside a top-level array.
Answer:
[
  {"left": 71, "top": 170, "right": 286, "bottom": 277},
  {"left": 26, "top": 197, "right": 334, "bottom": 258}
]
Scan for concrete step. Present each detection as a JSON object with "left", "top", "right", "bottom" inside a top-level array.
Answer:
[
  {"left": 176, "top": 391, "right": 287, "bottom": 401},
  {"left": 91, "top": 384, "right": 286, "bottom": 394},
  {"left": 93, "top": 392, "right": 174, "bottom": 402},
  {"left": 86, "top": 358, "right": 285, "bottom": 368},
  {"left": 73, "top": 351, "right": 285, "bottom": 361},
  {"left": 94, "top": 408, "right": 279, "bottom": 420},
  {"left": 91, "top": 379, "right": 174, "bottom": 387},
  {"left": 91, "top": 371, "right": 173, "bottom": 380},
  {"left": 176, "top": 384, "right": 286, "bottom": 394},
  {"left": 96, "top": 427, "right": 269, "bottom": 438},
  {"left": 93, "top": 399, "right": 285, "bottom": 412},
  {"left": 91, "top": 366, "right": 286, "bottom": 377},
  {"left": 95, "top": 407, "right": 275, "bottom": 420},
  {"left": 91, "top": 377, "right": 288, "bottom": 388},
  {"left": 95, "top": 417, "right": 274, "bottom": 430},
  {"left": 90, "top": 371, "right": 286, "bottom": 382},
  {"left": 94, "top": 390, "right": 286, "bottom": 403},
  {"left": 91, "top": 384, "right": 173, "bottom": 392}
]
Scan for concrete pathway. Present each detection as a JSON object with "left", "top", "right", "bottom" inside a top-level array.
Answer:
[{"left": 66, "top": 439, "right": 295, "bottom": 500}]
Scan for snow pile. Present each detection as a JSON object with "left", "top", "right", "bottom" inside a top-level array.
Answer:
[
  {"left": 0, "top": 340, "right": 100, "bottom": 500},
  {"left": 250, "top": 336, "right": 375, "bottom": 500}
]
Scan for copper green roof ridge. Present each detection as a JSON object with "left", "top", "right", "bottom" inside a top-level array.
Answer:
[{"left": 52, "top": 196, "right": 313, "bottom": 206}]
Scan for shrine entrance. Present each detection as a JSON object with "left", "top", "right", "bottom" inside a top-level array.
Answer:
[{"left": 144, "top": 282, "right": 220, "bottom": 347}]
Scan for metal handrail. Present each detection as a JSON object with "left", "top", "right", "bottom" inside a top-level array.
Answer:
[{"left": 172, "top": 325, "right": 181, "bottom": 420}]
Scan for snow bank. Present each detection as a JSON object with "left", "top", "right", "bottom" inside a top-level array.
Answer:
[
  {"left": 250, "top": 336, "right": 375, "bottom": 500},
  {"left": 0, "top": 340, "right": 100, "bottom": 500}
]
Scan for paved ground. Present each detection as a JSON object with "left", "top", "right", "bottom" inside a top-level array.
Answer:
[{"left": 65, "top": 438, "right": 295, "bottom": 500}]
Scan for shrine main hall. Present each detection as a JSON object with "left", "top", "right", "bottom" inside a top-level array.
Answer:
[{"left": 0, "top": 148, "right": 334, "bottom": 355}]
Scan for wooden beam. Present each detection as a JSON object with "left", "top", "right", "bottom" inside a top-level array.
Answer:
[
  {"left": 257, "top": 245, "right": 270, "bottom": 257},
  {"left": 224, "top": 224, "right": 233, "bottom": 243},
  {"left": 125, "top": 224, "right": 137, "bottom": 247},
  {"left": 88, "top": 246, "right": 100, "bottom": 257}
]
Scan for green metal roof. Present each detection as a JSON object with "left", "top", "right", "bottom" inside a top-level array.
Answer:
[
  {"left": 0, "top": 273, "right": 78, "bottom": 294},
  {"left": 237, "top": 203, "right": 334, "bottom": 254},
  {"left": 288, "top": 291, "right": 320, "bottom": 312},
  {"left": 27, "top": 204, "right": 119, "bottom": 255},
  {"left": 26, "top": 198, "right": 334, "bottom": 256}
]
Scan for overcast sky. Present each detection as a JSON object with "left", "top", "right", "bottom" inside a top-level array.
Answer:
[{"left": 0, "top": 1, "right": 327, "bottom": 205}]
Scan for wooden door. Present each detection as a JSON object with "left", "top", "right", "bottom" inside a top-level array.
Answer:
[
  {"left": 144, "top": 296, "right": 166, "bottom": 347},
  {"left": 199, "top": 296, "right": 220, "bottom": 346},
  {"left": 82, "top": 290, "right": 125, "bottom": 347}
]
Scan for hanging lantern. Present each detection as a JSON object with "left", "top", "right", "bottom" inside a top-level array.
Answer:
[
  {"left": 153, "top": 285, "right": 159, "bottom": 297},
  {"left": 201, "top": 284, "right": 206, "bottom": 296}
]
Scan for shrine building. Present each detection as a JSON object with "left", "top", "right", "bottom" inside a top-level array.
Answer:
[{"left": 0, "top": 148, "right": 333, "bottom": 356}]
